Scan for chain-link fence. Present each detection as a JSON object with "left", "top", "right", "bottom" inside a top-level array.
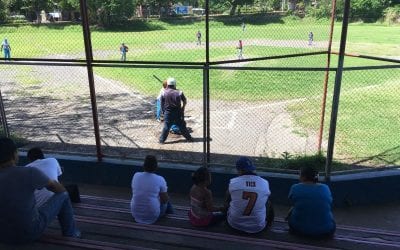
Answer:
[
  {"left": 333, "top": 67, "right": 400, "bottom": 167},
  {"left": 208, "top": 67, "right": 330, "bottom": 165},
  {"left": 0, "top": 0, "right": 399, "bottom": 174},
  {"left": 0, "top": 64, "right": 94, "bottom": 150}
]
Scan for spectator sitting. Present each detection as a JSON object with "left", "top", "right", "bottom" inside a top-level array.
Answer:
[
  {"left": 130, "top": 155, "right": 174, "bottom": 224},
  {"left": 188, "top": 167, "right": 226, "bottom": 227},
  {"left": 26, "top": 147, "right": 63, "bottom": 207},
  {"left": 286, "top": 166, "right": 336, "bottom": 239},
  {"left": 0, "top": 137, "right": 80, "bottom": 244},
  {"left": 224, "top": 157, "right": 274, "bottom": 233}
]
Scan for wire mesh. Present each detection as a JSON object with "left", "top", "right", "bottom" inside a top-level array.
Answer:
[
  {"left": 0, "top": 23, "right": 85, "bottom": 60},
  {"left": 209, "top": 66, "right": 332, "bottom": 167},
  {"left": 0, "top": 64, "right": 96, "bottom": 154},
  {"left": 94, "top": 67, "right": 204, "bottom": 163},
  {"left": 89, "top": 16, "right": 206, "bottom": 63},
  {"left": 0, "top": 0, "right": 399, "bottom": 172},
  {"left": 333, "top": 67, "right": 400, "bottom": 167},
  {"left": 209, "top": 14, "right": 330, "bottom": 63}
]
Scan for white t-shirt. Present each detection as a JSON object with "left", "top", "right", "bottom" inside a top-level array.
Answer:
[
  {"left": 130, "top": 172, "right": 168, "bottom": 224},
  {"left": 227, "top": 174, "right": 271, "bottom": 233},
  {"left": 25, "top": 158, "right": 62, "bottom": 207},
  {"left": 157, "top": 88, "right": 165, "bottom": 100},
  {"left": 1, "top": 40, "right": 10, "bottom": 49}
]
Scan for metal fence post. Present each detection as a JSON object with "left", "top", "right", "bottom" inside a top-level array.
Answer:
[
  {"left": 0, "top": 90, "right": 10, "bottom": 138},
  {"left": 204, "top": 0, "right": 211, "bottom": 167},
  {"left": 80, "top": 0, "right": 103, "bottom": 161},
  {"left": 318, "top": 0, "right": 337, "bottom": 152},
  {"left": 325, "top": 0, "right": 351, "bottom": 181}
]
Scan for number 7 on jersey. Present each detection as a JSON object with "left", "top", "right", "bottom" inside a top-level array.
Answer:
[{"left": 242, "top": 191, "right": 258, "bottom": 216}]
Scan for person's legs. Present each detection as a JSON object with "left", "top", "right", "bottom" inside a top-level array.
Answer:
[
  {"left": 38, "top": 192, "right": 79, "bottom": 237},
  {"left": 266, "top": 199, "right": 275, "bottom": 228},
  {"left": 5, "top": 49, "right": 10, "bottom": 60},
  {"left": 156, "top": 99, "right": 162, "bottom": 120},
  {"left": 159, "top": 201, "right": 174, "bottom": 218},
  {"left": 175, "top": 111, "right": 192, "bottom": 141},
  {"left": 209, "top": 212, "right": 226, "bottom": 225},
  {"left": 159, "top": 112, "right": 172, "bottom": 143},
  {"left": 170, "top": 124, "right": 181, "bottom": 134},
  {"left": 238, "top": 49, "right": 243, "bottom": 59}
]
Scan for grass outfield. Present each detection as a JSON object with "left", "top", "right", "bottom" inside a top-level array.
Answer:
[{"left": 1, "top": 18, "right": 399, "bottom": 166}]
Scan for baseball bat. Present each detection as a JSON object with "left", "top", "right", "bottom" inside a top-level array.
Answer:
[{"left": 153, "top": 74, "right": 163, "bottom": 83}]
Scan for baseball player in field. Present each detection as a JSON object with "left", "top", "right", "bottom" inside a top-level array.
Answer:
[
  {"left": 237, "top": 40, "right": 243, "bottom": 60},
  {"left": 224, "top": 156, "right": 274, "bottom": 233}
]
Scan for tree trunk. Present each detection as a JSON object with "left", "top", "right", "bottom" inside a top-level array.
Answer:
[{"left": 229, "top": 3, "right": 237, "bottom": 15}]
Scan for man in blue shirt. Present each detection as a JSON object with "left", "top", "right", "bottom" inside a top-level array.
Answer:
[
  {"left": 120, "top": 43, "right": 128, "bottom": 61},
  {"left": 159, "top": 77, "right": 193, "bottom": 144},
  {"left": 1, "top": 38, "right": 11, "bottom": 60},
  {"left": 287, "top": 166, "right": 336, "bottom": 238},
  {"left": 0, "top": 137, "right": 80, "bottom": 244}
]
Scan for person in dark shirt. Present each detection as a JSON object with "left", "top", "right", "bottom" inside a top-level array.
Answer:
[
  {"left": 286, "top": 166, "right": 335, "bottom": 239},
  {"left": 0, "top": 137, "right": 80, "bottom": 244},
  {"left": 159, "top": 77, "right": 193, "bottom": 144}
]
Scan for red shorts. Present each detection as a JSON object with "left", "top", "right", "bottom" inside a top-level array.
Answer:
[{"left": 188, "top": 210, "right": 212, "bottom": 227}]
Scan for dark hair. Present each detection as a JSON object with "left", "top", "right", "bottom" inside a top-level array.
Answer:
[
  {"left": 300, "top": 166, "right": 319, "bottom": 183},
  {"left": 27, "top": 147, "right": 45, "bottom": 162},
  {"left": 0, "top": 137, "right": 17, "bottom": 163},
  {"left": 192, "top": 167, "right": 210, "bottom": 185},
  {"left": 143, "top": 155, "right": 158, "bottom": 172}
]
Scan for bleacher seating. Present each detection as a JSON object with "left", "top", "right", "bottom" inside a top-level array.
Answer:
[{"left": 2, "top": 191, "right": 400, "bottom": 249}]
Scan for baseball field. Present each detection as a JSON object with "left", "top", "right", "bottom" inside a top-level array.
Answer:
[{"left": 0, "top": 16, "right": 399, "bottom": 167}]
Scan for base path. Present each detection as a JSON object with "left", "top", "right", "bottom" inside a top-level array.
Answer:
[
  {"left": 162, "top": 39, "right": 328, "bottom": 50},
  {"left": 0, "top": 51, "right": 323, "bottom": 163}
]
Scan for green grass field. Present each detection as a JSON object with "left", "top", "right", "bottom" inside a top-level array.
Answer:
[{"left": 1, "top": 17, "right": 399, "bottom": 166}]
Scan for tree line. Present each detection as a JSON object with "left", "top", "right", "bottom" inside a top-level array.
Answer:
[{"left": 0, "top": 0, "right": 399, "bottom": 26}]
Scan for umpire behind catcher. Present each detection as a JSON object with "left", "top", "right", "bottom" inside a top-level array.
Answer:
[{"left": 159, "top": 77, "right": 193, "bottom": 144}]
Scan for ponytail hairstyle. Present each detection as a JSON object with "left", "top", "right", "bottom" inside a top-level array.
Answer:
[
  {"left": 300, "top": 166, "right": 319, "bottom": 183},
  {"left": 192, "top": 167, "right": 210, "bottom": 186}
]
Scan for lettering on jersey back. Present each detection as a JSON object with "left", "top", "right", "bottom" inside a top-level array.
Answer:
[{"left": 246, "top": 181, "right": 256, "bottom": 187}]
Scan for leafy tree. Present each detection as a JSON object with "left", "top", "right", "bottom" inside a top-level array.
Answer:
[
  {"left": 268, "top": 0, "right": 283, "bottom": 10},
  {"left": 57, "top": 0, "right": 79, "bottom": 11},
  {"left": 91, "top": 0, "right": 134, "bottom": 27},
  {"left": 6, "top": 0, "right": 24, "bottom": 14},
  {"left": 306, "top": 0, "right": 333, "bottom": 19},
  {"left": 255, "top": 0, "right": 281, "bottom": 11},
  {"left": 384, "top": 4, "right": 400, "bottom": 23},
  {"left": 22, "top": 0, "right": 52, "bottom": 21},
  {"left": 0, "top": 0, "right": 7, "bottom": 23},
  {"left": 212, "top": 0, "right": 254, "bottom": 15},
  {"left": 350, "top": 0, "right": 390, "bottom": 21}
]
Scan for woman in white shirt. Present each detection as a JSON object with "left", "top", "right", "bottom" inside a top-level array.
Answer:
[{"left": 130, "top": 155, "right": 174, "bottom": 224}]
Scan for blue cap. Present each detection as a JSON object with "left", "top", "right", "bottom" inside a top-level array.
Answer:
[{"left": 236, "top": 157, "right": 255, "bottom": 171}]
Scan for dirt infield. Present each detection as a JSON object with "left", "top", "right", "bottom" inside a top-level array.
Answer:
[
  {"left": 0, "top": 41, "right": 324, "bottom": 163},
  {"left": 162, "top": 39, "right": 328, "bottom": 50}
]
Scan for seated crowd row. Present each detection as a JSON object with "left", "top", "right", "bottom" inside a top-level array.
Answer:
[{"left": 0, "top": 137, "right": 335, "bottom": 245}]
